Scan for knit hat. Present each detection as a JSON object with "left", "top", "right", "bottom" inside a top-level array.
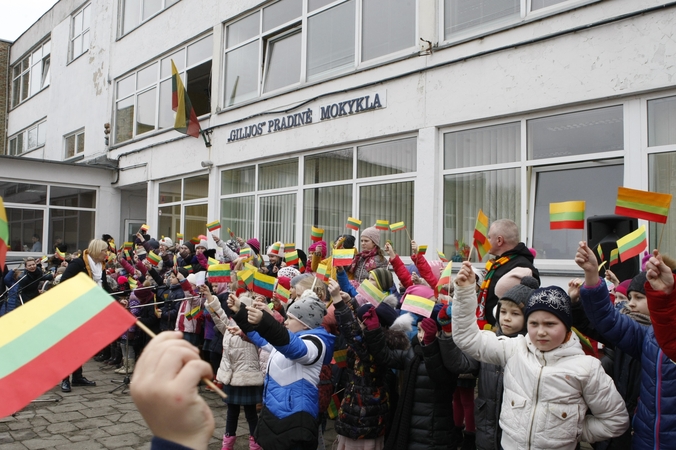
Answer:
[
  {"left": 183, "top": 242, "right": 195, "bottom": 254},
  {"left": 196, "top": 240, "right": 208, "bottom": 250},
  {"left": 147, "top": 239, "right": 160, "bottom": 250},
  {"left": 291, "top": 273, "right": 313, "bottom": 287},
  {"left": 338, "top": 235, "right": 356, "bottom": 250},
  {"left": 278, "top": 266, "right": 300, "bottom": 280},
  {"left": 277, "top": 276, "right": 291, "bottom": 290},
  {"left": 627, "top": 272, "right": 647, "bottom": 296},
  {"left": 501, "top": 276, "right": 540, "bottom": 310},
  {"left": 159, "top": 237, "right": 173, "bottom": 247},
  {"left": 615, "top": 279, "right": 631, "bottom": 297},
  {"left": 404, "top": 284, "right": 435, "bottom": 300},
  {"left": 525, "top": 286, "right": 572, "bottom": 330},
  {"left": 187, "top": 274, "right": 197, "bottom": 286},
  {"left": 308, "top": 240, "right": 327, "bottom": 259},
  {"left": 117, "top": 276, "right": 128, "bottom": 286},
  {"left": 287, "top": 291, "right": 327, "bottom": 329},
  {"left": 494, "top": 267, "right": 533, "bottom": 300},
  {"left": 361, "top": 226, "right": 380, "bottom": 247},
  {"left": 266, "top": 242, "right": 284, "bottom": 256},
  {"left": 134, "top": 288, "right": 155, "bottom": 304},
  {"left": 370, "top": 268, "right": 393, "bottom": 292},
  {"left": 246, "top": 238, "right": 261, "bottom": 255},
  {"left": 356, "top": 302, "right": 399, "bottom": 328}
]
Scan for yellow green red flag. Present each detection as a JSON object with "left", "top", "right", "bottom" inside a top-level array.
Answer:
[
  {"left": 550, "top": 201, "right": 586, "bottom": 229},
  {"left": 617, "top": 225, "right": 647, "bottom": 262},
  {"left": 615, "top": 187, "right": 672, "bottom": 224}
]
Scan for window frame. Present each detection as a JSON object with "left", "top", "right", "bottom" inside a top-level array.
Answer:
[
  {"left": 10, "top": 40, "right": 51, "bottom": 109},
  {"left": 69, "top": 3, "right": 92, "bottom": 62},
  {"left": 7, "top": 119, "right": 47, "bottom": 156},
  {"left": 64, "top": 128, "right": 86, "bottom": 160},
  {"left": 118, "top": 0, "right": 180, "bottom": 38}
]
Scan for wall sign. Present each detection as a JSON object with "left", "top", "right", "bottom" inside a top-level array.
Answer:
[{"left": 227, "top": 91, "right": 386, "bottom": 143}]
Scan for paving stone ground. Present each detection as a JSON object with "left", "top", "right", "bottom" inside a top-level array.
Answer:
[{"left": 1, "top": 360, "right": 337, "bottom": 450}]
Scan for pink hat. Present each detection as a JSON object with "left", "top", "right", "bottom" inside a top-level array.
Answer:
[
  {"left": 117, "top": 276, "right": 128, "bottom": 285},
  {"left": 308, "top": 240, "right": 327, "bottom": 258},
  {"left": 246, "top": 238, "right": 261, "bottom": 254}
]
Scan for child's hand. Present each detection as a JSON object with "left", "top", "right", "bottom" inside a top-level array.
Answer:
[
  {"left": 410, "top": 240, "right": 418, "bottom": 255},
  {"left": 575, "top": 242, "right": 600, "bottom": 286},
  {"left": 246, "top": 305, "right": 263, "bottom": 325},
  {"left": 455, "top": 261, "right": 474, "bottom": 287},
  {"left": 227, "top": 293, "right": 241, "bottom": 313},
  {"left": 420, "top": 318, "right": 438, "bottom": 345},
  {"left": 130, "top": 331, "right": 214, "bottom": 450},
  {"left": 568, "top": 278, "right": 582, "bottom": 304},
  {"left": 362, "top": 307, "right": 380, "bottom": 330},
  {"left": 384, "top": 242, "right": 395, "bottom": 258},
  {"left": 646, "top": 249, "right": 674, "bottom": 295},
  {"left": 327, "top": 279, "right": 342, "bottom": 301},
  {"left": 226, "top": 325, "right": 241, "bottom": 335},
  {"left": 605, "top": 269, "right": 620, "bottom": 286}
]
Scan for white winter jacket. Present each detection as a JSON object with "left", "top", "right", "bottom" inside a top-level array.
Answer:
[
  {"left": 206, "top": 296, "right": 263, "bottom": 387},
  {"left": 452, "top": 283, "right": 628, "bottom": 450}
]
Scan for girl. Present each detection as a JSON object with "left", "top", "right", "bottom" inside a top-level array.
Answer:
[{"left": 348, "top": 226, "right": 388, "bottom": 288}]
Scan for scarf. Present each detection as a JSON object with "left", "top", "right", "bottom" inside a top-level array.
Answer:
[
  {"left": 85, "top": 250, "right": 103, "bottom": 287},
  {"left": 476, "top": 254, "right": 517, "bottom": 320},
  {"left": 348, "top": 247, "right": 380, "bottom": 282},
  {"left": 620, "top": 307, "right": 651, "bottom": 326}
]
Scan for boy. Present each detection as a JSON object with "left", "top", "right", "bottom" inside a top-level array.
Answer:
[{"left": 452, "top": 260, "right": 628, "bottom": 449}]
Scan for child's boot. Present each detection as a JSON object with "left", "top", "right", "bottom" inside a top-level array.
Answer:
[
  {"left": 248, "top": 435, "right": 262, "bottom": 450},
  {"left": 221, "top": 434, "right": 236, "bottom": 450},
  {"left": 460, "top": 431, "right": 475, "bottom": 450},
  {"left": 451, "top": 426, "right": 464, "bottom": 448}
]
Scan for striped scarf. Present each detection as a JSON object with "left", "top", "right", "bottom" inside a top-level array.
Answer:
[{"left": 476, "top": 254, "right": 517, "bottom": 320}]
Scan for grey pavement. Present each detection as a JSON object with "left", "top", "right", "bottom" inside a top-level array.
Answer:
[{"left": 0, "top": 360, "right": 337, "bottom": 450}]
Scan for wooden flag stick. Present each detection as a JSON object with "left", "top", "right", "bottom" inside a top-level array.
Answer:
[
  {"left": 467, "top": 238, "right": 475, "bottom": 262},
  {"left": 657, "top": 223, "right": 667, "bottom": 253},
  {"left": 405, "top": 228, "right": 412, "bottom": 242},
  {"left": 597, "top": 261, "right": 607, "bottom": 272},
  {"left": 135, "top": 321, "right": 227, "bottom": 399}
]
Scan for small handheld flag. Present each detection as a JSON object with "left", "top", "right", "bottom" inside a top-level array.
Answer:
[
  {"left": 416, "top": 245, "right": 428, "bottom": 255},
  {"left": 140, "top": 224, "right": 150, "bottom": 232},
  {"left": 437, "top": 250, "right": 448, "bottom": 263},
  {"left": 437, "top": 262, "right": 453, "bottom": 290},
  {"left": 274, "top": 283, "right": 290, "bottom": 303},
  {"left": 284, "top": 243, "right": 296, "bottom": 253},
  {"left": 316, "top": 264, "right": 330, "bottom": 284},
  {"left": 311, "top": 226, "right": 324, "bottom": 242},
  {"left": 609, "top": 248, "right": 619, "bottom": 267},
  {"left": 596, "top": 244, "right": 604, "bottom": 263},
  {"left": 617, "top": 225, "right": 647, "bottom": 262},
  {"left": 56, "top": 248, "right": 66, "bottom": 261},
  {"left": 146, "top": 251, "right": 162, "bottom": 267},
  {"left": 206, "top": 220, "right": 221, "bottom": 232},
  {"left": 473, "top": 209, "right": 489, "bottom": 245},
  {"left": 332, "top": 248, "right": 355, "bottom": 267},
  {"left": 356, "top": 279, "right": 386, "bottom": 305},
  {"left": 389, "top": 221, "right": 406, "bottom": 232},
  {"left": 332, "top": 349, "right": 347, "bottom": 369},
  {"left": 615, "top": 187, "right": 672, "bottom": 224},
  {"left": 346, "top": 217, "right": 362, "bottom": 231},
  {"left": 227, "top": 228, "right": 235, "bottom": 238},
  {"left": 401, "top": 294, "right": 436, "bottom": 318},
  {"left": 550, "top": 201, "right": 586, "bottom": 230},
  {"left": 253, "top": 272, "right": 276, "bottom": 298},
  {"left": 285, "top": 250, "right": 299, "bottom": 266},
  {"left": 375, "top": 220, "right": 389, "bottom": 231},
  {"left": 207, "top": 257, "right": 220, "bottom": 266},
  {"left": 208, "top": 264, "right": 231, "bottom": 283}
]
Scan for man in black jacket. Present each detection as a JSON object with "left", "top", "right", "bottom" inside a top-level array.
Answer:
[{"left": 18, "top": 257, "right": 53, "bottom": 304}]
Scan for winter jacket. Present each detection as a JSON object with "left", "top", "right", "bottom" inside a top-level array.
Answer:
[
  {"left": 390, "top": 254, "right": 413, "bottom": 289},
  {"left": 157, "top": 283, "right": 183, "bottom": 331},
  {"left": 454, "top": 283, "right": 628, "bottom": 450},
  {"left": 364, "top": 324, "right": 456, "bottom": 450},
  {"left": 1, "top": 270, "right": 20, "bottom": 315},
  {"left": 482, "top": 243, "right": 539, "bottom": 326},
  {"left": 439, "top": 334, "right": 508, "bottom": 450},
  {"left": 233, "top": 307, "right": 335, "bottom": 450},
  {"left": 174, "top": 294, "right": 204, "bottom": 334},
  {"left": 61, "top": 255, "right": 110, "bottom": 292},
  {"left": 18, "top": 267, "right": 52, "bottom": 302},
  {"left": 646, "top": 274, "right": 676, "bottom": 362},
  {"left": 333, "top": 299, "right": 390, "bottom": 440},
  {"left": 581, "top": 279, "right": 676, "bottom": 450},
  {"left": 410, "top": 254, "right": 439, "bottom": 289},
  {"left": 206, "top": 295, "right": 263, "bottom": 387}
]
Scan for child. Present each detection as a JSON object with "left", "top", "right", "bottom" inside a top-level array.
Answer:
[
  {"left": 452, "top": 260, "right": 628, "bottom": 449},
  {"left": 645, "top": 250, "right": 676, "bottom": 361},
  {"left": 227, "top": 289, "right": 335, "bottom": 450},
  {"left": 576, "top": 242, "right": 676, "bottom": 449}
]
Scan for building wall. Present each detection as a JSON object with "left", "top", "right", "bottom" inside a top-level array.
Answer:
[{"left": 0, "top": 40, "right": 9, "bottom": 155}]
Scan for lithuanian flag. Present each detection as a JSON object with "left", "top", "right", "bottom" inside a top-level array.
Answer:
[
  {"left": 208, "top": 257, "right": 220, "bottom": 266},
  {"left": 550, "top": 201, "right": 586, "bottom": 230},
  {"left": 437, "top": 262, "right": 453, "bottom": 289},
  {"left": 401, "top": 294, "right": 436, "bottom": 318},
  {"left": 253, "top": 272, "right": 276, "bottom": 298},
  {"left": 146, "top": 251, "right": 162, "bottom": 267},
  {"left": 389, "top": 221, "right": 406, "bottom": 232},
  {"left": 327, "top": 393, "right": 341, "bottom": 419},
  {"left": 615, "top": 187, "right": 672, "bottom": 224},
  {"left": 473, "top": 209, "right": 489, "bottom": 245},
  {"left": 56, "top": 248, "right": 66, "bottom": 261},
  {"left": 437, "top": 250, "right": 448, "bottom": 263},
  {"left": 274, "top": 283, "right": 290, "bottom": 303},
  {"left": 311, "top": 226, "right": 324, "bottom": 242},
  {"left": 332, "top": 349, "right": 347, "bottom": 368},
  {"left": 417, "top": 245, "right": 428, "bottom": 255},
  {"left": 375, "top": 220, "right": 389, "bottom": 231},
  {"left": 316, "top": 264, "right": 330, "bottom": 284},
  {"left": 609, "top": 248, "right": 619, "bottom": 267},
  {"left": 617, "top": 225, "right": 647, "bottom": 262},
  {"left": 356, "top": 279, "right": 386, "bottom": 305},
  {"left": 0, "top": 274, "right": 136, "bottom": 417},
  {"left": 285, "top": 250, "right": 299, "bottom": 266},
  {"left": 332, "top": 248, "right": 355, "bottom": 267},
  {"left": 346, "top": 217, "right": 362, "bottom": 231},
  {"left": 596, "top": 244, "right": 604, "bottom": 263},
  {"left": 206, "top": 220, "right": 221, "bottom": 232},
  {"left": 171, "top": 60, "right": 201, "bottom": 138},
  {"left": 240, "top": 248, "right": 252, "bottom": 258},
  {"left": 284, "top": 243, "right": 296, "bottom": 253},
  {"left": 208, "top": 264, "right": 231, "bottom": 283},
  {"left": 237, "top": 269, "right": 255, "bottom": 291},
  {"left": 0, "top": 197, "right": 8, "bottom": 268}
]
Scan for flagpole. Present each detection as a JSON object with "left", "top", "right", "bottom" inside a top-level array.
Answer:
[
  {"left": 134, "top": 321, "right": 226, "bottom": 399},
  {"left": 657, "top": 222, "right": 667, "bottom": 253}
]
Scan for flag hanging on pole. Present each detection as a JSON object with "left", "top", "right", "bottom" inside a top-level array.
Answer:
[{"left": 171, "top": 60, "right": 201, "bottom": 138}]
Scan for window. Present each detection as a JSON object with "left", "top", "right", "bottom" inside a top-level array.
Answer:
[
  {"left": 442, "top": 0, "right": 587, "bottom": 42},
  {"left": 157, "top": 175, "right": 209, "bottom": 241},
  {"left": 0, "top": 182, "right": 96, "bottom": 254},
  {"left": 64, "top": 129, "right": 85, "bottom": 159},
  {"left": 223, "top": 0, "right": 415, "bottom": 107},
  {"left": 70, "top": 4, "right": 91, "bottom": 61},
  {"left": 219, "top": 137, "right": 417, "bottom": 256},
  {"left": 442, "top": 105, "right": 624, "bottom": 263},
  {"left": 120, "top": 0, "right": 179, "bottom": 36},
  {"left": 114, "top": 35, "right": 212, "bottom": 144},
  {"left": 648, "top": 95, "right": 676, "bottom": 147},
  {"left": 7, "top": 120, "right": 47, "bottom": 156},
  {"left": 11, "top": 41, "right": 51, "bottom": 108}
]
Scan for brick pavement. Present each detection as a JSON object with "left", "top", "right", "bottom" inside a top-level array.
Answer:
[{"left": 0, "top": 360, "right": 337, "bottom": 450}]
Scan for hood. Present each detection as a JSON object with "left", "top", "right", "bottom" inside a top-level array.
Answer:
[
  {"left": 385, "top": 328, "right": 411, "bottom": 351},
  {"left": 525, "top": 331, "right": 585, "bottom": 365}
]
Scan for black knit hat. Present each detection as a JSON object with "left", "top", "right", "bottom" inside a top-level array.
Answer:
[
  {"left": 525, "top": 286, "right": 572, "bottom": 330},
  {"left": 501, "top": 276, "right": 540, "bottom": 310},
  {"left": 371, "top": 268, "right": 393, "bottom": 292},
  {"left": 627, "top": 272, "right": 647, "bottom": 296}
]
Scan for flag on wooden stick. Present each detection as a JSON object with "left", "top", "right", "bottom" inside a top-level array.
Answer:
[
  {"left": 550, "top": 201, "right": 586, "bottom": 230},
  {"left": 615, "top": 187, "right": 672, "bottom": 224},
  {"left": 311, "top": 226, "right": 324, "bottom": 242},
  {"left": 617, "top": 225, "right": 647, "bottom": 262},
  {"left": 346, "top": 217, "right": 362, "bottom": 231}
]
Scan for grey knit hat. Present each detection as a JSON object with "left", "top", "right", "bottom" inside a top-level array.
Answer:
[
  {"left": 501, "top": 276, "right": 540, "bottom": 310},
  {"left": 287, "top": 291, "right": 327, "bottom": 330},
  {"left": 627, "top": 272, "right": 647, "bottom": 296},
  {"left": 361, "top": 226, "right": 380, "bottom": 247},
  {"left": 525, "top": 286, "right": 572, "bottom": 330}
]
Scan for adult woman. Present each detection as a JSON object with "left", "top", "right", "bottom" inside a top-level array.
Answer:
[
  {"left": 60, "top": 239, "right": 111, "bottom": 392},
  {"left": 348, "top": 226, "right": 388, "bottom": 289}
]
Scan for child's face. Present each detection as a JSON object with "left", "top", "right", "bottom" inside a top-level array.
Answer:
[
  {"left": 268, "top": 255, "right": 280, "bottom": 265},
  {"left": 527, "top": 310, "right": 567, "bottom": 352},
  {"left": 285, "top": 315, "right": 308, "bottom": 333},
  {"left": 613, "top": 291, "right": 628, "bottom": 304},
  {"left": 169, "top": 273, "right": 179, "bottom": 285},
  {"left": 499, "top": 301, "right": 524, "bottom": 336},
  {"left": 196, "top": 246, "right": 206, "bottom": 254},
  {"left": 627, "top": 292, "right": 649, "bottom": 316}
]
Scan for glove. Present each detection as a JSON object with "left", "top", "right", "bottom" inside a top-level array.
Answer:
[
  {"left": 437, "top": 303, "right": 452, "bottom": 334},
  {"left": 420, "top": 318, "right": 438, "bottom": 346},
  {"left": 362, "top": 307, "right": 380, "bottom": 331}
]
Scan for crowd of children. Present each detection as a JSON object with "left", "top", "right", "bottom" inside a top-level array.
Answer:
[{"left": 5, "top": 219, "right": 676, "bottom": 450}]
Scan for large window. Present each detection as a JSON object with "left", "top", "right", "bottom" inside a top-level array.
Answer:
[
  {"left": 648, "top": 95, "right": 676, "bottom": 147},
  {"left": 442, "top": 105, "right": 624, "bottom": 262},
  {"left": 219, "top": 137, "right": 417, "bottom": 256},
  {"left": 120, "top": 0, "right": 179, "bottom": 36},
  {"left": 443, "top": 0, "right": 584, "bottom": 42},
  {"left": 70, "top": 4, "right": 91, "bottom": 61},
  {"left": 7, "top": 120, "right": 47, "bottom": 156},
  {"left": 11, "top": 40, "right": 51, "bottom": 108},
  {"left": 114, "top": 35, "right": 212, "bottom": 144},
  {"left": 0, "top": 182, "right": 96, "bottom": 254},
  {"left": 158, "top": 175, "right": 209, "bottom": 242},
  {"left": 223, "top": 0, "right": 415, "bottom": 107}
]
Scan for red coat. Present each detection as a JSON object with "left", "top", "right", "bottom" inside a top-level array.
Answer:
[{"left": 645, "top": 274, "right": 676, "bottom": 362}]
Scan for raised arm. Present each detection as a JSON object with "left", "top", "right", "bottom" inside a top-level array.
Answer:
[
  {"left": 386, "top": 242, "right": 412, "bottom": 289},
  {"left": 645, "top": 249, "right": 676, "bottom": 361}
]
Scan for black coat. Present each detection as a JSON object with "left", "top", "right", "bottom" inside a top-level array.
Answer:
[
  {"left": 61, "top": 256, "right": 111, "bottom": 293},
  {"left": 18, "top": 267, "right": 52, "bottom": 302},
  {"left": 365, "top": 326, "right": 456, "bottom": 450}
]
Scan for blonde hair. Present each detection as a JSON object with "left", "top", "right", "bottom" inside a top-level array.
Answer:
[
  {"left": 87, "top": 239, "right": 109, "bottom": 255},
  {"left": 294, "top": 275, "right": 327, "bottom": 301}
]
